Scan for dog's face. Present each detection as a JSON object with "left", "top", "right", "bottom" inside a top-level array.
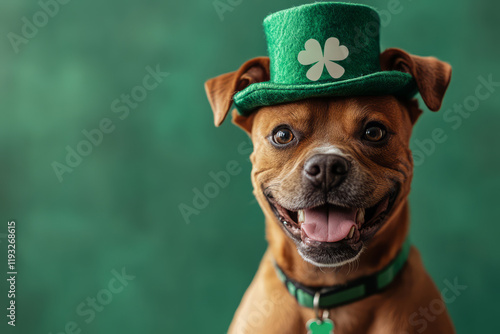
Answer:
[
  {"left": 247, "top": 96, "right": 414, "bottom": 266},
  {"left": 206, "top": 49, "right": 451, "bottom": 267}
]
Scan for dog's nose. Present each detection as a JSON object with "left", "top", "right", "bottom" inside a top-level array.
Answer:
[{"left": 303, "top": 154, "right": 349, "bottom": 189}]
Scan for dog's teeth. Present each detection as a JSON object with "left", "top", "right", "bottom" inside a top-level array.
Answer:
[
  {"left": 348, "top": 226, "right": 355, "bottom": 239},
  {"left": 298, "top": 210, "right": 305, "bottom": 223},
  {"left": 356, "top": 209, "right": 365, "bottom": 224}
]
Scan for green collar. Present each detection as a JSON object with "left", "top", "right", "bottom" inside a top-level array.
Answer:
[{"left": 274, "top": 238, "right": 411, "bottom": 309}]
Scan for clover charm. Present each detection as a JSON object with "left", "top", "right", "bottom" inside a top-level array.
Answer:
[
  {"left": 297, "top": 37, "right": 349, "bottom": 81},
  {"left": 307, "top": 318, "right": 334, "bottom": 334}
]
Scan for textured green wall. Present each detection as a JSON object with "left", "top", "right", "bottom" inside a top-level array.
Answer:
[{"left": 0, "top": 0, "right": 499, "bottom": 333}]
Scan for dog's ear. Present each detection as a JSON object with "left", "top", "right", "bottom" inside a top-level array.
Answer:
[
  {"left": 205, "top": 57, "right": 270, "bottom": 127},
  {"left": 380, "top": 48, "right": 452, "bottom": 112}
]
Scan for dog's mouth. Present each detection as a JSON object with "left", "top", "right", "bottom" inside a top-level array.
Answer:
[{"left": 266, "top": 187, "right": 399, "bottom": 248}]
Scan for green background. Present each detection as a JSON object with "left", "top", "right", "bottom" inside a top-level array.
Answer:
[{"left": 0, "top": 0, "right": 499, "bottom": 333}]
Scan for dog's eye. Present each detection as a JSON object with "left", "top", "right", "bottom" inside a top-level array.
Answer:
[
  {"left": 272, "top": 128, "right": 294, "bottom": 145},
  {"left": 363, "top": 123, "right": 387, "bottom": 142}
]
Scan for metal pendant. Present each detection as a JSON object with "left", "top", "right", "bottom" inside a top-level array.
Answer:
[
  {"left": 307, "top": 318, "right": 334, "bottom": 334},
  {"left": 307, "top": 292, "right": 334, "bottom": 334}
]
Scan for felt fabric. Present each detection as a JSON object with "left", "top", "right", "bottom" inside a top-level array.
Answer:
[{"left": 233, "top": 2, "right": 417, "bottom": 115}]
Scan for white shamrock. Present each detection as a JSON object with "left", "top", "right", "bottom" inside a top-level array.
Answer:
[{"left": 297, "top": 37, "right": 349, "bottom": 81}]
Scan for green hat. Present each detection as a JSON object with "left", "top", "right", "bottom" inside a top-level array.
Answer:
[{"left": 233, "top": 2, "right": 417, "bottom": 115}]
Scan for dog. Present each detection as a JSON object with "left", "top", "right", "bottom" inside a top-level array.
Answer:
[{"left": 205, "top": 3, "right": 454, "bottom": 333}]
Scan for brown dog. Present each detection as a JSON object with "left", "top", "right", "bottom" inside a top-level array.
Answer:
[{"left": 205, "top": 48, "right": 453, "bottom": 333}]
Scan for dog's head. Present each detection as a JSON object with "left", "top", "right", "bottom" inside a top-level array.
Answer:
[{"left": 205, "top": 49, "right": 451, "bottom": 267}]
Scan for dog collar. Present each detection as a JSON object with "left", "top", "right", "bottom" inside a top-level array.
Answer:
[{"left": 274, "top": 237, "right": 411, "bottom": 309}]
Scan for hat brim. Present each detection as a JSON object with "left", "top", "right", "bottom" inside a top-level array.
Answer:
[{"left": 233, "top": 71, "right": 417, "bottom": 115}]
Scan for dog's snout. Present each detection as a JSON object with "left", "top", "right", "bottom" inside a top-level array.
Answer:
[{"left": 303, "top": 154, "right": 349, "bottom": 189}]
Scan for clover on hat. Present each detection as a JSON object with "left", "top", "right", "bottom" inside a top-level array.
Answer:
[
  {"left": 205, "top": 2, "right": 452, "bottom": 126},
  {"left": 233, "top": 2, "right": 416, "bottom": 115}
]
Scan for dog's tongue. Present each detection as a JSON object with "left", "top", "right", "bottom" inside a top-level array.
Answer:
[{"left": 301, "top": 205, "right": 356, "bottom": 242}]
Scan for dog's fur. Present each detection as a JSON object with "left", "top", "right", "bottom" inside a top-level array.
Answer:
[{"left": 205, "top": 48, "right": 453, "bottom": 333}]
